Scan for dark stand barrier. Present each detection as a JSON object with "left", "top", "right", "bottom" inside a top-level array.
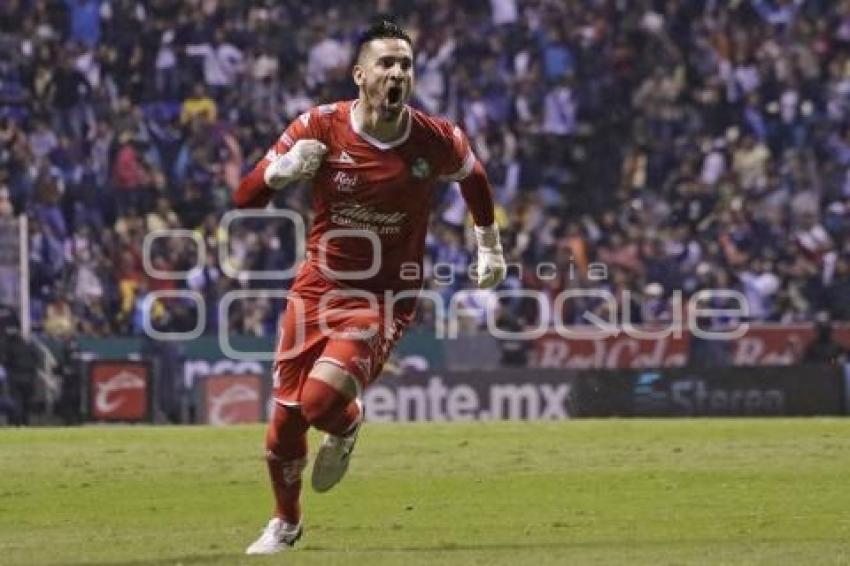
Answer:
[
  {"left": 575, "top": 365, "right": 846, "bottom": 417},
  {"left": 365, "top": 366, "right": 846, "bottom": 422},
  {"left": 82, "top": 363, "right": 848, "bottom": 423}
]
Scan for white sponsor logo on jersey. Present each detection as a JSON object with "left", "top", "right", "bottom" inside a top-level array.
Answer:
[
  {"left": 330, "top": 202, "right": 406, "bottom": 224},
  {"left": 329, "top": 202, "right": 407, "bottom": 234},
  {"left": 332, "top": 171, "right": 360, "bottom": 192}
]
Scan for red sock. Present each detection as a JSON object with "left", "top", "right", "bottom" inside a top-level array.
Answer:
[
  {"left": 265, "top": 403, "right": 309, "bottom": 524},
  {"left": 300, "top": 378, "right": 361, "bottom": 436}
]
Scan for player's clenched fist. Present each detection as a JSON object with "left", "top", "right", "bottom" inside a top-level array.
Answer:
[
  {"left": 264, "top": 139, "right": 328, "bottom": 189},
  {"left": 474, "top": 223, "right": 507, "bottom": 289}
]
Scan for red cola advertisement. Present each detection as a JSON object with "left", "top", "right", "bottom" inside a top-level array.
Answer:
[
  {"left": 88, "top": 361, "right": 151, "bottom": 422},
  {"left": 532, "top": 324, "right": 850, "bottom": 369},
  {"left": 201, "top": 374, "right": 264, "bottom": 425}
]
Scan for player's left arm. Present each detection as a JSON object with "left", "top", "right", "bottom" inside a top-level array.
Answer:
[{"left": 439, "top": 124, "right": 506, "bottom": 289}]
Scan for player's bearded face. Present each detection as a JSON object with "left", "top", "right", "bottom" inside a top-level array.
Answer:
[{"left": 357, "top": 39, "right": 414, "bottom": 121}]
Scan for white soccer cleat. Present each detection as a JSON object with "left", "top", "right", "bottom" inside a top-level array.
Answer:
[
  {"left": 245, "top": 517, "right": 302, "bottom": 555},
  {"left": 311, "top": 399, "right": 363, "bottom": 493}
]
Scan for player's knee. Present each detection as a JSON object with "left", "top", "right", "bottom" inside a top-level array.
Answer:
[
  {"left": 299, "top": 387, "right": 332, "bottom": 426},
  {"left": 300, "top": 377, "right": 350, "bottom": 427}
]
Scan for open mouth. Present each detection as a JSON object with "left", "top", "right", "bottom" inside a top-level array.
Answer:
[{"left": 386, "top": 85, "right": 403, "bottom": 106}]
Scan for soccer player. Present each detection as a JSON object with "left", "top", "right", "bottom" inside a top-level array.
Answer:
[{"left": 235, "top": 20, "right": 506, "bottom": 555}]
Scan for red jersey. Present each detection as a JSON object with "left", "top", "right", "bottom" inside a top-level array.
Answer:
[{"left": 263, "top": 100, "right": 474, "bottom": 294}]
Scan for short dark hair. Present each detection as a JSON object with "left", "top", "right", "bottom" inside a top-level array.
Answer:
[{"left": 355, "top": 18, "right": 412, "bottom": 62}]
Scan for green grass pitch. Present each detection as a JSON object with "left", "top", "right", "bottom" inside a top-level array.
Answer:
[{"left": 2, "top": 419, "right": 850, "bottom": 565}]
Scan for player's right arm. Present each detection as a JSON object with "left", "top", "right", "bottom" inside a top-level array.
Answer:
[{"left": 234, "top": 110, "right": 328, "bottom": 209}]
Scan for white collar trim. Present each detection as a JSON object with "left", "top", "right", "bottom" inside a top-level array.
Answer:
[{"left": 349, "top": 101, "right": 411, "bottom": 150}]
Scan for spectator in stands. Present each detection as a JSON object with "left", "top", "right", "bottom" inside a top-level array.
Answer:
[
  {"left": 180, "top": 82, "right": 218, "bottom": 126},
  {"left": 305, "top": 21, "right": 351, "bottom": 90},
  {"left": 804, "top": 313, "right": 849, "bottom": 366},
  {"left": 3, "top": 328, "right": 40, "bottom": 426},
  {"left": 57, "top": 338, "right": 82, "bottom": 425},
  {"left": 739, "top": 259, "right": 782, "bottom": 321},
  {"left": 45, "top": 53, "right": 93, "bottom": 138},
  {"left": 187, "top": 29, "right": 245, "bottom": 100},
  {"left": 0, "top": 365, "right": 13, "bottom": 425},
  {"left": 43, "top": 292, "right": 76, "bottom": 339},
  {"left": 496, "top": 311, "right": 530, "bottom": 367},
  {"left": 111, "top": 132, "right": 152, "bottom": 213},
  {"left": 0, "top": 0, "right": 848, "bottom": 340}
]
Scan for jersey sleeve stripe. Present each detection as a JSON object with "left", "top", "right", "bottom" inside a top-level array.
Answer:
[{"left": 439, "top": 149, "right": 475, "bottom": 182}]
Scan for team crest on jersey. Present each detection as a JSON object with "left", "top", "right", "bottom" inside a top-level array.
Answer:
[{"left": 411, "top": 157, "right": 431, "bottom": 179}]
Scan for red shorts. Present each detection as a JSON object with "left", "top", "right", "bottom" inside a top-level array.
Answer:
[{"left": 272, "top": 265, "right": 414, "bottom": 405}]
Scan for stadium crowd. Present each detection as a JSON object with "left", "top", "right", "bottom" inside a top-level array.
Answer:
[{"left": 1, "top": 0, "right": 850, "bottom": 340}]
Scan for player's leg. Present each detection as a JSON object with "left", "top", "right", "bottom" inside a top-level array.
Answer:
[
  {"left": 298, "top": 299, "right": 371, "bottom": 438},
  {"left": 302, "top": 362, "right": 363, "bottom": 493},
  {"left": 301, "top": 362, "right": 361, "bottom": 434},
  {"left": 245, "top": 402, "right": 308, "bottom": 555},
  {"left": 301, "top": 302, "right": 408, "bottom": 492},
  {"left": 247, "top": 294, "right": 317, "bottom": 555},
  {"left": 303, "top": 303, "right": 413, "bottom": 492},
  {"left": 265, "top": 403, "right": 309, "bottom": 523}
]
